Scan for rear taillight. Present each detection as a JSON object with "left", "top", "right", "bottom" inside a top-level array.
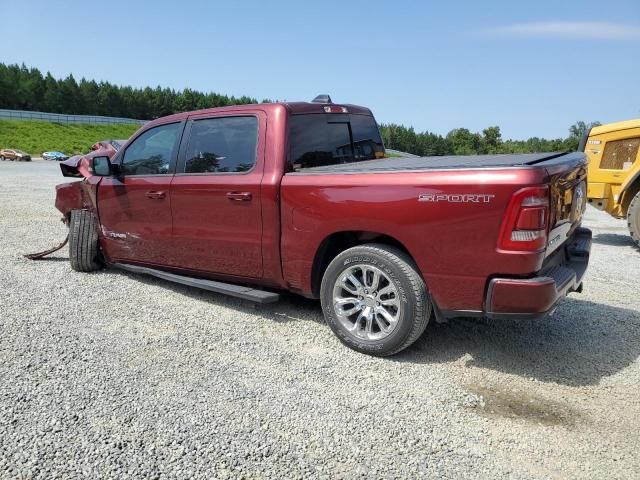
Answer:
[{"left": 498, "top": 186, "right": 550, "bottom": 252}]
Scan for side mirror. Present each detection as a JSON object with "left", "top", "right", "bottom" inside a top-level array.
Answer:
[{"left": 91, "top": 156, "right": 111, "bottom": 176}]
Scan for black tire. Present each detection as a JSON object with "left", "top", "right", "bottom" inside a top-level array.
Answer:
[
  {"left": 628, "top": 190, "right": 640, "bottom": 248},
  {"left": 320, "top": 243, "right": 431, "bottom": 356},
  {"left": 69, "top": 209, "right": 102, "bottom": 272}
]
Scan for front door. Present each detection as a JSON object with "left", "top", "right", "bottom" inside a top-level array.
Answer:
[
  {"left": 170, "top": 113, "right": 264, "bottom": 278},
  {"left": 97, "top": 121, "right": 182, "bottom": 266}
]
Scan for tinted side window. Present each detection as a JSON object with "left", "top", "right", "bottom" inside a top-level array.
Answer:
[
  {"left": 122, "top": 123, "right": 180, "bottom": 175},
  {"left": 184, "top": 116, "right": 258, "bottom": 173},
  {"left": 289, "top": 114, "right": 385, "bottom": 170}
]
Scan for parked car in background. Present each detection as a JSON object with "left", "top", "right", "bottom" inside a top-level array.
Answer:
[
  {"left": 42, "top": 151, "right": 69, "bottom": 161},
  {"left": 0, "top": 149, "right": 32, "bottom": 161},
  {"left": 53, "top": 96, "right": 591, "bottom": 356}
]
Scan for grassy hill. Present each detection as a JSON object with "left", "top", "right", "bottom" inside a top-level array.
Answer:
[{"left": 0, "top": 120, "right": 141, "bottom": 156}]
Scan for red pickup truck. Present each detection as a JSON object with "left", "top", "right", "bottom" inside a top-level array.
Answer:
[{"left": 53, "top": 97, "right": 591, "bottom": 356}]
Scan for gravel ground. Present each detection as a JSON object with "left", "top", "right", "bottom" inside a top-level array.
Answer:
[{"left": 1, "top": 160, "right": 639, "bottom": 479}]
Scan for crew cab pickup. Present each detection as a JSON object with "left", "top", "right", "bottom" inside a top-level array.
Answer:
[{"left": 53, "top": 97, "right": 591, "bottom": 356}]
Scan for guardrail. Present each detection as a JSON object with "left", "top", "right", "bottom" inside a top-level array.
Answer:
[{"left": 0, "top": 109, "right": 147, "bottom": 125}]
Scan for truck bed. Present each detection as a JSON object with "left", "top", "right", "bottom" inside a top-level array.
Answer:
[{"left": 291, "top": 152, "right": 579, "bottom": 174}]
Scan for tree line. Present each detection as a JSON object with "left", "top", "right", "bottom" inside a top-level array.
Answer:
[
  {"left": 380, "top": 121, "right": 599, "bottom": 157},
  {"left": 0, "top": 63, "right": 262, "bottom": 120},
  {"left": 0, "top": 62, "right": 598, "bottom": 155}
]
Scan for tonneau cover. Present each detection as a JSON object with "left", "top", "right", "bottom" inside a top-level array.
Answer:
[{"left": 291, "top": 152, "right": 574, "bottom": 174}]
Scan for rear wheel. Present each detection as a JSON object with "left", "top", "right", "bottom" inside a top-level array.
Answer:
[
  {"left": 69, "top": 210, "right": 102, "bottom": 272},
  {"left": 628, "top": 190, "right": 640, "bottom": 248},
  {"left": 320, "top": 243, "right": 431, "bottom": 356}
]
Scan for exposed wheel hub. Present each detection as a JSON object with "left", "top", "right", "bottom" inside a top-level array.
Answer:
[{"left": 363, "top": 295, "right": 377, "bottom": 308}]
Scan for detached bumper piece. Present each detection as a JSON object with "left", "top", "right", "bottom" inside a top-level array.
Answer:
[
  {"left": 486, "top": 227, "right": 592, "bottom": 319},
  {"left": 24, "top": 218, "right": 70, "bottom": 260},
  {"left": 24, "top": 235, "right": 69, "bottom": 260}
]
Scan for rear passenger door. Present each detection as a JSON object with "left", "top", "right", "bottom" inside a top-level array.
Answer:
[{"left": 170, "top": 112, "right": 265, "bottom": 278}]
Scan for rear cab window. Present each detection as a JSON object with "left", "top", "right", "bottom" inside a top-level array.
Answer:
[{"left": 289, "top": 113, "right": 385, "bottom": 170}]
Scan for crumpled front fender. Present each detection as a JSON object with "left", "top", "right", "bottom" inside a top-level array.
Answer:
[
  {"left": 55, "top": 182, "right": 85, "bottom": 217},
  {"left": 55, "top": 178, "right": 100, "bottom": 218}
]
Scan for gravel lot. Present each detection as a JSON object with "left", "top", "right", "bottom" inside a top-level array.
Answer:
[{"left": 1, "top": 160, "right": 639, "bottom": 479}]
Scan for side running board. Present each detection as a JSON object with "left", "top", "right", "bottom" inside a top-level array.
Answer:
[{"left": 114, "top": 263, "right": 280, "bottom": 304}]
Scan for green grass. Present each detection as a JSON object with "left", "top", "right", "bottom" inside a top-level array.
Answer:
[{"left": 0, "top": 120, "right": 141, "bottom": 156}]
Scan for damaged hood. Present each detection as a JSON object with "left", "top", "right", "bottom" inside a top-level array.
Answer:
[
  {"left": 60, "top": 154, "right": 90, "bottom": 178},
  {"left": 60, "top": 143, "right": 123, "bottom": 178}
]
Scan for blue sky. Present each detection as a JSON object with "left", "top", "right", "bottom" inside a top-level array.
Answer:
[{"left": 1, "top": 0, "right": 639, "bottom": 139}]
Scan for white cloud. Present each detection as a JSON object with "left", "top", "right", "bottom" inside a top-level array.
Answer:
[{"left": 484, "top": 21, "right": 640, "bottom": 40}]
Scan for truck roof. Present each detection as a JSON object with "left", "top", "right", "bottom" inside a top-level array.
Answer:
[
  {"left": 282, "top": 102, "right": 372, "bottom": 115},
  {"left": 590, "top": 118, "right": 640, "bottom": 136},
  {"left": 145, "top": 101, "right": 373, "bottom": 127}
]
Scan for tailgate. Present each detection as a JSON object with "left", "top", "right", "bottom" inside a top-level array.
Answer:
[{"left": 544, "top": 152, "right": 588, "bottom": 256}]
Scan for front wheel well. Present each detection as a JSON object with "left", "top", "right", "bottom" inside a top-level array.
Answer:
[{"left": 310, "top": 231, "right": 415, "bottom": 297}]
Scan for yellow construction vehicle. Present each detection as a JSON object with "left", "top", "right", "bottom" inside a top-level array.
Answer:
[{"left": 581, "top": 119, "right": 640, "bottom": 247}]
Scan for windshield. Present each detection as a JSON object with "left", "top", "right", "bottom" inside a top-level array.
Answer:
[{"left": 289, "top": 113, "right": 385, "bottom": 170}]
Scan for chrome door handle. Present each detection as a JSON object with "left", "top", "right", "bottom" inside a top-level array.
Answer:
[
  {"left": 145, "top": 190, "right": 166, "bottom": 199},
  {"left": 226, "top": 191, "right": 252, "bottom": 201}
]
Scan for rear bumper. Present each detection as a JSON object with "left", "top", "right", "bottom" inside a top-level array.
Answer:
[{"left": 485, "top": 227, "right": 592, "bottom": 320}]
